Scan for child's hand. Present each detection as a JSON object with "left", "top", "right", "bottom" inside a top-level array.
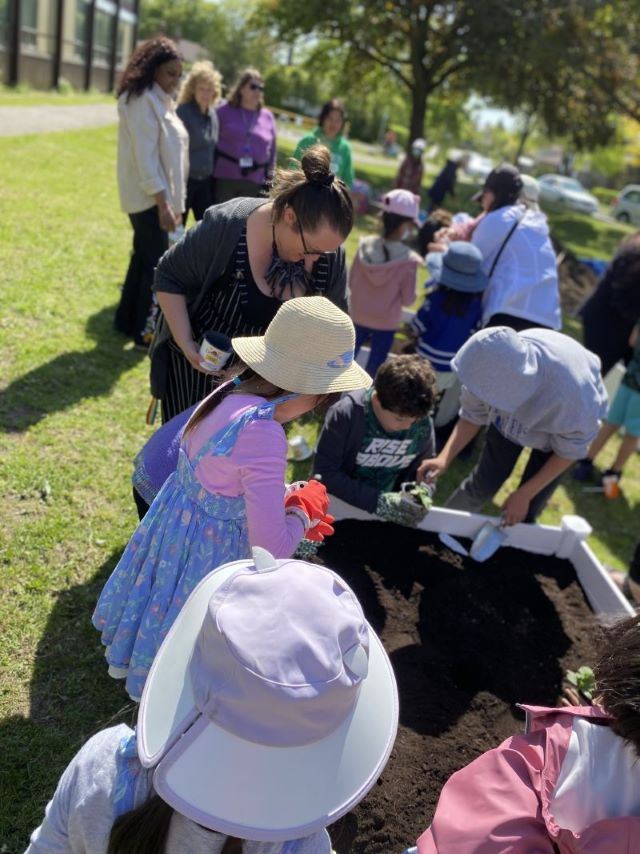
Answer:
[
  {"left": 417, "top": 455, "right": 446, "bottom": 483},
  {"left": 376, "top": 492, "right": 428, "bottom": 527},
  {"left": 284, "top": 480, "right": 330, "bottom": 523},
  {"left": 501, "top": 488, "right": 531, "bottom": 526}
]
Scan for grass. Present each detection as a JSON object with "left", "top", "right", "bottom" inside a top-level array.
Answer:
[
  {"left": 1, "top": 122, "right": 639, "bottom": 850},
  {"left": 0, "top": 85, "right": 114, "bottom": 107}
]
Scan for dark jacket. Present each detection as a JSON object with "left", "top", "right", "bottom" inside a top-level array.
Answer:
[
  {"left": 427, "top": 160, "right": 458, "bottom": 206},
  {"left": 149, "top": 197, "right": 348, "bottom": 397},
  {"left": 314, "top": 389, "right": 435, "bottom": 513}
]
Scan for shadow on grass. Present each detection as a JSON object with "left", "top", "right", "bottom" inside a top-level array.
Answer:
[
  {"left": 0, "top": 304, "right": 145, "bottom": 433},
  {"left": 0, "top": 548, "right": 135, "bottom": 850}
]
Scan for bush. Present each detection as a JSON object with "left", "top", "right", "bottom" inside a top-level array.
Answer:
[{"left": 591, "top": 186, "right": 619, "bottom": 205}]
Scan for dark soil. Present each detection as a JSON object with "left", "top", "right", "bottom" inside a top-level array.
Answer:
[{"left": 317, "top": 520, "right": 601, "bottom": 853}]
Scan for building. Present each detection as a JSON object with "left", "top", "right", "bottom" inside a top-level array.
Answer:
[{"left": 1, "top": 0, "right": 140, "bottom": 91}]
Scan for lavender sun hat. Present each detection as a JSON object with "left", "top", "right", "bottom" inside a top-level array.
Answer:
[{"left": 137, "top": 547, "right": 398, "bottom": 842}]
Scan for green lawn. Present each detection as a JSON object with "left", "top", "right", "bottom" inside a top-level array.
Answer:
[
  {"left": 1, "top": 123, "right": 639, "bottom": 850},
  {"left": 0, "top": 85, "right": 114, "bottom": 106}
]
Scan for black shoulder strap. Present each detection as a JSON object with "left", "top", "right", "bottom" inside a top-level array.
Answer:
[{"left": 488, "top": 209, "right": 526, "bottom": 278}]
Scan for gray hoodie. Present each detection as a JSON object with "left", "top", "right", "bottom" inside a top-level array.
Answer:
[{"left": 452, "top": 326, "right": 608, "bottom": 459}]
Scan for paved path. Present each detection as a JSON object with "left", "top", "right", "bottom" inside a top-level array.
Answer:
[{"left": 0, "top": 103, "right": 117, "bottom": 136}]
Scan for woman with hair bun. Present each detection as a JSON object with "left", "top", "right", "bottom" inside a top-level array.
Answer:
[
  {"left": 150, "top": 144, "right": 354, "bottom": 422},
  {"left": 177, "top": 60, "right": 222, "bottom": 224},
  {"left": 114, "top": 37, "right": 189, "bottom": 349}
]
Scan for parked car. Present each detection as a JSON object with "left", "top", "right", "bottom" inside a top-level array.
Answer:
[
  {"left": 464, "top": 152, "right": 494, "bottom": 182},
  {"left": 537, "top": 174, "right": 599, "bottom": 215},
  {"left": 611, "top": 185, "right": 640, "bottom": 225}
]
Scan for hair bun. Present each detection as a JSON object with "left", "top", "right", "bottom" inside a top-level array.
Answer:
[{"left": 301, "top": 144, "right": 333, "bottom": 186}]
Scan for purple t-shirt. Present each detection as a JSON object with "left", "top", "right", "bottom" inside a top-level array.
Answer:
[{"left": 213, "top": 103, "right": 277, "bottom": 185}]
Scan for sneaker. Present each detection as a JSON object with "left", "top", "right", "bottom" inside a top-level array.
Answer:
[{"left": 572, "top": 458, "right": 595, "bottom": 481}]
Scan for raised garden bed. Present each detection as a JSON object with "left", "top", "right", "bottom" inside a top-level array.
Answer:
[{"left": 318, "top": 505, "right": 631, "bottom": 853}]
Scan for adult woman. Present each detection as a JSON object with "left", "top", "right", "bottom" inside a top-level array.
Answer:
[
  {"left": 150, "top": 145, "right": 353, "bottom": 422},
  {"left": 580, "top": 232, "right": 640, "bottom": 376},
  {"left": 293, "top": 99, "right": 354, "bottom": 188},
  {"left": 471, "top": 164, "right": 561, "bottom": 331},
  {"left": 114, "top": 37, "right": 189, "bottom": 349},
  {"left": 213, "top": 68, "right": 277, "bottom": 203},
  {"left": 177, "top": 60, "right": 222, "bottom": 224}
]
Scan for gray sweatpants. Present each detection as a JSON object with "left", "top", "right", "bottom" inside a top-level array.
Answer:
[{"left": 445, "top": 425, "right": 566, "bottom": 523}]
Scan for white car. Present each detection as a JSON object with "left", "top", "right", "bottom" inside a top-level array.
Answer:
[
  {"left": 611, "top": 185, "right": 640, "bottom": 225},
  {"left": 537, "top": 174, "right": 598, "bottom": 215}
]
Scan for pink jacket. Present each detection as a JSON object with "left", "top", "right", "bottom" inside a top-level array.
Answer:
[
  {"left": 348, "top": 241, "right": 420, "bottom": 330},
  {"left": 417, "top": 705, "right": 640, "bottom": 853}
]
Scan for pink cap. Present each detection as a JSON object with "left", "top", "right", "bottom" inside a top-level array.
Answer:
[{"left": 381, "top": 188, "right": 420, "bottom": 221}]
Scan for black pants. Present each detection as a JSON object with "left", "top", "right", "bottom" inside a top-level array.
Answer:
[
  {"left": 184, "top": 176, "right": 213, "bottom": 225},
  {"left": 445, "top": 425, "right": 566, "bottom": 523},
  {"left": 485, "top": 313, "right": 552, "bottom": 332},
  {"left": 114, "top": 207, "right": 168, "bottom": 346},
  {"left": 628, "top": 540, "right": 640, "bottom": 584}
]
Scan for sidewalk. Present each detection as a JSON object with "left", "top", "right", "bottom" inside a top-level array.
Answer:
[{"left": 0, "top": 103, "right": 117, "bottom": 136}]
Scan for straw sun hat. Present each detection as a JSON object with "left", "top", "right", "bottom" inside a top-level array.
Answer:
[
  {"left": 232, "top": 296, "right": 372, "bottom": 394},
  {"left": 138, "top": 547, "right": 398, "bottom": 842}
]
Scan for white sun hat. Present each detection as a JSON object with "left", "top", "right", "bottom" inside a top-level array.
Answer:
[
  {"left": 137, "top": 547, "right": 398, "bottom": 842},
  {"left": 232, "top": 295, "right": 371, "bottom": 394}
]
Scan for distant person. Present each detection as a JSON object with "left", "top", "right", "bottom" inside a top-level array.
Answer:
[
  {"left": 150, "top": 146, "right": 353, "bottom": 423},
  {"left": 213, "top": 68, "right": 277, "bottom": 203},
  {"left": 349, "top": 189, "right": 422, "bottom": 376},
  {"left": 471, "top": 164, "right": 561, "bottom": 331},
  {"left": 395, "top": 137, "right": 426, "bottom": 197},
  {"left": 416, "top": 614, "right": 640, "bottom": 852},
  {"left": 177, "top": 60, "right": 222, "bottom": 224},
  {"left": 30, "top": 547, "right": 398, "bottom": 854},
  {"left": 114, "top": 37, "right": 189, "bottom": 350},
  {"left": 315, "top": 354, "right": 436, "bottom": 526},
  {"left": 293, "top": 99, "right": 354, "bottom": 187},
  {"left": 411, "top": 242, "right": 487, "bottom": 429},
  {"left": 580, "top": 232, "right": 640, "bottom": 376},
  {"left": 427, "top": 151, "right": 468, "bottom": 211},
  {"left": 418, "top": 326, "right": 608, "bottom": 525},
  {"left": 573, "top": 322, "right": 640, "bottom": 489}
]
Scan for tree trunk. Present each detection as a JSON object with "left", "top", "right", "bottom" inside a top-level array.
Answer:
[
  {"left": 408, "top": 86, "right": 428, "bottom": 150},
  {"left": 513, "top": 112, "right": 535, "bottom": 165}
]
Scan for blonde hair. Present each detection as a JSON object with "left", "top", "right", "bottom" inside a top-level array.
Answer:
[
  {"left": 178, "top": 60, "right": 222, "bottom": 106},
  {"left": 227, "top": 67, "right": 264, "bottom": 109}
]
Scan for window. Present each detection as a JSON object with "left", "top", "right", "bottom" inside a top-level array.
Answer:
[
  {"left": 21, "top": 0, "right": 38, "bottom": 48},
  {"left": 74, "top": 0, "right": 89, "bottom": 59},
  {"left": 94, "top": 9, "right": 112, "bottom": 65}
]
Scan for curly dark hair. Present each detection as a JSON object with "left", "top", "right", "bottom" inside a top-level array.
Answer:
[
  {"left": 117, "top": 37, "right": 182, "bottom": 101},
  {"left": 594, "top": 615, "right": 640, "bottom": 757},
  {"left": 374, "top": 354, "right": 437, "bottom": 418}
]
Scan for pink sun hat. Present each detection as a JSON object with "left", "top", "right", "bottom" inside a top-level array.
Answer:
[
  {"left": 375, "top": 188, "right": 421, "bottom": 222},
  {"left": 137, "top": 547, "right": 398, "bottom": 842}
]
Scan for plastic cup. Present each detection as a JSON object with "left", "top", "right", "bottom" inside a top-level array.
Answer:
[{"left": 199, "top": 330, "right": 232, "bottom": 373}]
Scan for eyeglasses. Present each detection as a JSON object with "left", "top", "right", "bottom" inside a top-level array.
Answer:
[
  {"left": 296, "top": 219, "right": 336, "bottom": 258},
  {"left": 249, "top": 82, "right": 264, "bottom": 92}
]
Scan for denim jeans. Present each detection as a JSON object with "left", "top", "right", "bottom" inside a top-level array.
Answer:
[{"left": 354, "top": 325, "right": 396, "bottom": 378}]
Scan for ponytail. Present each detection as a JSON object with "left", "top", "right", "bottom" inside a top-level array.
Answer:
[
  {"left": 107, "top": 794, "right": 173, "bottom": 854},
  {"left": 271, "top": 144, "right": 353, "bottom": 239}
]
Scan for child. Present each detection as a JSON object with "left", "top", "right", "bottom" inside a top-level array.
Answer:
[
  {"left": 394, "top": 137, "right": 426, "bottom": 197},
  {"left": 573, "top": 323, "right": 640, "bottom": 491},
  {"left": 349, "top": 189, "right": 423, "bottom": 377},
  {"left": 29, "top": 547, "right": 399, "bottom": 853},
  {"left": 93, "top": 297, "right": 370, "bottom": 700},
  {"left": 315, "top": 354, "right": 437, "bottom": 527},
  {"left": 418, "top": 326, "right": 608, "bottom": 525},
  {"left": 411, "top": 241, "right": 487, "bottom": 429},
  {"left": 416, "top": 615, "right": 640, "bottom": 852}
]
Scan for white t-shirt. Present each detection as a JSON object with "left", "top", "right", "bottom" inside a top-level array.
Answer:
[{"left": 471, "top": 204, "right": 561, "bottom": 329}]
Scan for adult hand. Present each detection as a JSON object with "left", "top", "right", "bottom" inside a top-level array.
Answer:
[
  {"left": 179, "top": 339, "right": 208, "bottom": 374},
  {"left": 417, "top": 455, "right": 447, "bottom": 484},
  {"left": 158, "top": 201, "right": 178, "bottom": 233},
  {"left": 501, "top": 488, "right": 531, "bottom": 526}
]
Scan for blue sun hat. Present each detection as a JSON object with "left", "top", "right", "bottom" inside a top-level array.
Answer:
[{"left": 425, "top": 241, "right": 488, "bottom": 293}]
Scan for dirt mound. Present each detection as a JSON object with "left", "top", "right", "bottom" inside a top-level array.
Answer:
[{"left": 317, "top": 520, "right": 600, "bottom": 853}]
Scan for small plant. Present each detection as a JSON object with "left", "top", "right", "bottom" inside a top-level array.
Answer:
[
  {"left": 566, "top": 665, "right": 596, "bottom": 701},
  {"left": 401, "top": 481, "right": 434, "bottom": 511}
]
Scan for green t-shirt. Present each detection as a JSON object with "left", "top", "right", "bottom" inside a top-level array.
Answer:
[
  {"left": 292, "top": 127, "right": 354, "bottom": 187},
  {"left": 353, "top": 389, "right": 432, "bottom": 493}
]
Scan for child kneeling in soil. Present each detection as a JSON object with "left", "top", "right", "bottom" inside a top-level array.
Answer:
[
  {"left": 416, "top": 614, "right": 640, "bottom": 852},
  {"left": 29, "top": 548, "right": 398, "bottom": 853},
  {"left": 418, "top": 326, "right": 608, "bottom": 525},
  {"left": 573, "top": 322, "right": 640, "bottom": 493},
  {"left": 315, "top": 354, "right": 437, "bottom": 527}
]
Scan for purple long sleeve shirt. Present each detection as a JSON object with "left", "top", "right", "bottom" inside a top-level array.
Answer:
[{"left": 213, "top": 103, "right": 277, "bottom": 185}]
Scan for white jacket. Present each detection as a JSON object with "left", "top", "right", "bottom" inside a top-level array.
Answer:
[{"left": 117, "top": 83, "right": 189, "bottom": 215}]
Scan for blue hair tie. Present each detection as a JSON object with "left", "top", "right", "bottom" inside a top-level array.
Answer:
[{"left": 232, "top": 376, "right": 242, "bottom": 386}]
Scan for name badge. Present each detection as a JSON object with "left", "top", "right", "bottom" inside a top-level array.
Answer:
[{"left": 239, "top": 156, "right": 254, "bottom": 169}]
